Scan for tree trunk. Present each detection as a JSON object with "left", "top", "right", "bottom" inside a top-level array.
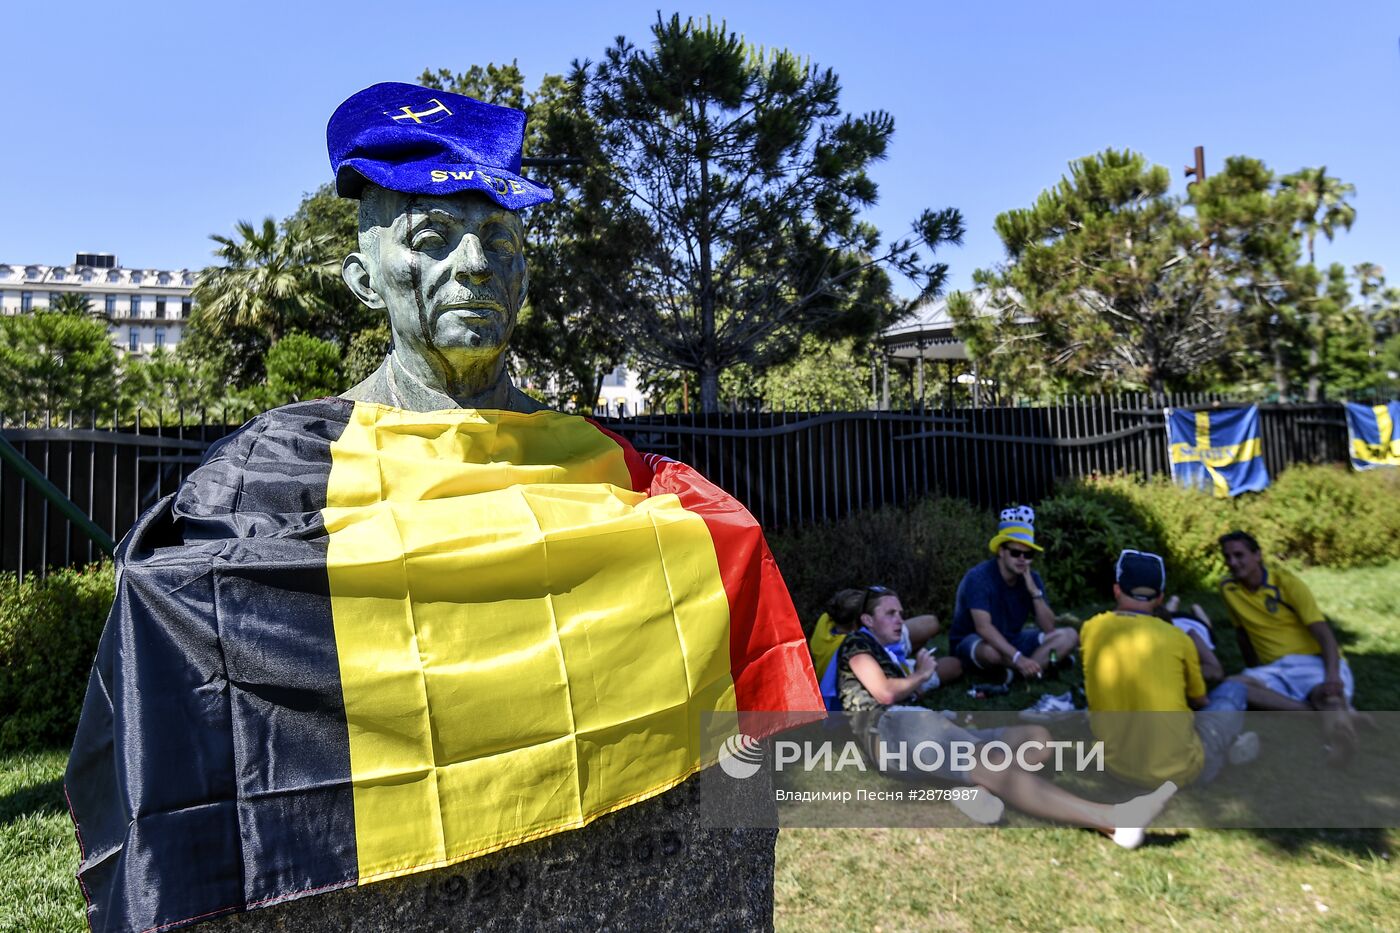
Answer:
[
  {"left": 696, "top": 98, "right": 717, "bottom": 414},
  {"left": 699, "top": 365, "right": 720, "bottom": 414},
  {"left": 586, "top": 370, "right": 604, "bottom": 416},
  {"left": 1305, "top": 309, "right": 1322, "bottom": 402},
  {"left": 1148, "top": 371, "right": 1167, "bottom": 407},
  {"left": 1272, "top": 339, "right": 1289, "bottom": 400},
  {"left": 1306, "top": 344, "right": 1321, "bottom": 402}
]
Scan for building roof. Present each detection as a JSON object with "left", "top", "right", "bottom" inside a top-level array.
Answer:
[
  {"left": 0, "top": 261, "right": 197, "bottom": 291},
  {"left": 880, "top": 291, "right": 1029, "bottom": 362}
]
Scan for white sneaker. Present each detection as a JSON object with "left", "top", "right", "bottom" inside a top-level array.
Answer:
[
  {"left": 1020, "top": 692, "right": 1077, "bottom": 722},
  {"left": 951, "top": 789, "right": 1005, "bottom": 825},
  {"left": 1228, "top": 731, "right": 1260, "bottom": 766}
]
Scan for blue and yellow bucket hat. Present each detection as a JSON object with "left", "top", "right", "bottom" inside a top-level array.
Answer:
[{"left": 988, "top": 504, "right": 1042, "bottom": 555}]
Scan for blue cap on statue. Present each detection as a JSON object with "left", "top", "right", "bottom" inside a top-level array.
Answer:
[{"left": 327, "top": 82, "right": 553, "bottom": 210}]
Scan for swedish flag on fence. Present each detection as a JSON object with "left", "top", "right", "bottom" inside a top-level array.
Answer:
[
  {"left": 66, "top": 399, "right": 821, "bottom": 933},
  {"left": 1345, "top": 401, "right": 1400, "bottom": 470},
  {"left": 1166, "top": 405, "right": 1270, "bottom": 498}
]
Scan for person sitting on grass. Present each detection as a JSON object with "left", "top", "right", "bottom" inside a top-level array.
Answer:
[
  {"left": 1082, "top": 550, "right": 1257, "bottom": 789},
  {"left": 810, "top": 586, "right": 945, "bottom": 691},
  {"left": 837, "top": 585, "right": 1178, "bottom": 848},
  {"left": 816, "top": 586, "right": 956, "bottom": 710},
  {"left": 948, "top": 506, "right": 1078, "bottom": 683},
  {"left": 1218, "top": 531, "right": 1368, "bottom": 762}
]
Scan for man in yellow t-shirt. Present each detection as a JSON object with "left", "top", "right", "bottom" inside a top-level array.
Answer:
[
  {"left": 1083, "top": 550, "right": 1254, "bottom": 787},
  {"left": 1218, "top": 531, "right": 1355, "bottom": 710},
  {"left": 1218, "top": 531, "right": 1366, "bottom": 762}
]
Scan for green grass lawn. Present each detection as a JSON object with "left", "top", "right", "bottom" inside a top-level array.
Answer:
[
  {"left": 0, "top": 748, "right": 84, "bottom": 932},
  {"left": 6, "top": 562, "right": 1399, "bottom": 931}
]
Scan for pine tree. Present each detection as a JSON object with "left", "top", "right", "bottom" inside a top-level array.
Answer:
[
  {"left": 952, "top": 149, "right": 1227, "bottom": 398},
  {"left": 575, "top": 14, "right": 962, "bottom": 411}
]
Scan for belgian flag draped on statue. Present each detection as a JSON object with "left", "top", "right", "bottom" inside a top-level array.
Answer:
[{"left": 65, "top": 398, "right": 821, "bottom": 933}]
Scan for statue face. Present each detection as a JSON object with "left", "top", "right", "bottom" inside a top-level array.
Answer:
[{"left": 362, "top": 189, "right": 527, "bottom": 375}]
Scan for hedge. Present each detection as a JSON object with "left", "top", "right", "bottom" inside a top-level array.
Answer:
[
  {"left": 1034, "top": 464, "right": 1400, "bottom": 608},
  {"left": 0, "top": 563, "right": 114, "bottom": 751}
]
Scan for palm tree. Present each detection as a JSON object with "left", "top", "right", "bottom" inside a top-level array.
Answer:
[
  {"left": 1283, "top": 167, "right": 1356, "bottom": 265},
  {"left": 193, "top": 218, "right": 339, "bottom": 342},
  {"left": 49, "top": 293, "right": 95, "bottom": 316},
  {"left": 1282, "top": 168, "right": 1357, "bottom": 400}
]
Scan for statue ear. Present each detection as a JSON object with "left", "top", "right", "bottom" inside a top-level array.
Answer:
[{"left": 342, "top": 253, "right": 385, "bottom": 310}]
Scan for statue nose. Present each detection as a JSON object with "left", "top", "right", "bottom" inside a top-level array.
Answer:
[{"left": 453, "top": 235, "right": 492, "bottom": 284}]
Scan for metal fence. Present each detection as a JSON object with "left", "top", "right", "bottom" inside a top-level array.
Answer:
[{"left": 0, "top": 394, "right": 1362, "bottom": 578}]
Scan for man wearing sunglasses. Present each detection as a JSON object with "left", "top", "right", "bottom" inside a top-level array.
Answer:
[{"left": 948, "top": 505, "right": 1078, "bottom": 681}]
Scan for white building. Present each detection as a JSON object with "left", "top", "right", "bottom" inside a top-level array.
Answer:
[
  {"left": 596, "top": 364, "right": 646, "bottom": 417},
  {"left": 0, "top": 253, "right": 196, "bottom": 356}
]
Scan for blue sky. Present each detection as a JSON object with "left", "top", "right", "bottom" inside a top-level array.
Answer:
[{"left": 4, "top": 0, "right": 1397, "bottom": 298}]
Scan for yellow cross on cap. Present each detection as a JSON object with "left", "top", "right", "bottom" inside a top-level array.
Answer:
[{"left": 390, "top": 99, "right": 453, "bottom": 124}]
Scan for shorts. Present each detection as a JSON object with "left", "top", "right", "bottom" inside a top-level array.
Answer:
[
  {"left": 952, "top": 628, "right": 1045, "bottom": 669},
  {"left": 875, "top": 706, "right": 1008, "bottom": 784},
  {"left": 1241, "top": 654, "right": 1355, "bottom": 703}
]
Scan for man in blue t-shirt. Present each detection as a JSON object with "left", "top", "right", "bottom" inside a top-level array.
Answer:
[{"left": 949, "top": 505, "right": 1078, "bottom": 680}]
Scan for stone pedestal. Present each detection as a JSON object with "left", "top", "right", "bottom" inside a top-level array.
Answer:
[{"left": 207, "top": 771, "right": 775, "bottom": 932}]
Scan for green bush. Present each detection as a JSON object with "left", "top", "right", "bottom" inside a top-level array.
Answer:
[
  {"left": 1034, "top": 488, "right": 1162, "bottom": 609},
  {"left": 0, "top": 564, "right": 114, "bottom": 751},
  {"left": 1041, "top": 465, "right": 1400, "bottom": 597},
  {"left": 775, "top": 465, "right": 1400, "bottom": 627},
  {"left": 1251, "top": 465, "right": 1400, "bottom": 567},
  {"left": 769, "top": 495, "right": 990, "bottom": 627}
]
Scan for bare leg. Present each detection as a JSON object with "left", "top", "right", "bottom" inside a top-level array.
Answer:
[
  {"left": 1031, "top": 627, "right": 1078, "bottom": 667},
  {"left": 906, "top": 614, "right": 940, "bottom": 646},
  {"left": 1230, "top": 675, "right": 1310, "bottom": 711},
  {"left": 935, "top": 656, "right": 962, "bottom": 684},
  {"left": 969, "top": 762, "right": 1176, "bottom": 844},
  {"left": 973, "top": 642, "right": 1009, "bottom": 673},
  {"left": 1001, "top": 725, "right": 1053, "bottom": 768}
]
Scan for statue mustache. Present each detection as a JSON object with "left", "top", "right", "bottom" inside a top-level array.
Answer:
[{"left": 432, "top": 288, "right": 508, "bottom": 317}]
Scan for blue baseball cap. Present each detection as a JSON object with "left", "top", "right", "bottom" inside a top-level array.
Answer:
[
  {"left": 1116, "top": 549, "right": 1166, "bottom": 601},
  {"left": 327, "top": 82, "right": 553, "bottom": 211}
]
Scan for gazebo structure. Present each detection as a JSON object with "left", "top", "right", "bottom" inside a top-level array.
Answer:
[{"left": 876, "top": 291, "right": 1012, "bottom": 408}]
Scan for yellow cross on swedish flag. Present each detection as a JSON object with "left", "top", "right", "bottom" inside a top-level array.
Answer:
[
  {"left": 1166, "top": 405, "right": 1270, "bottom": 498},
  {"left": 1345, "top": 401, "right": 1400, "bottom": 470}
]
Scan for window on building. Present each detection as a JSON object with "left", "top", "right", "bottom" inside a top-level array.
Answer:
[
  {"left": 49, "top": 292, "right": 61, "bottom": 307},
  {"left": 52, "top": 270, "right": 65, "bottom": 281},
  {"left": 131, "top": 272, "right": 143, "bottom": 284},
  {"left": 154, "top": 328, "right": 166, "bottom": 349},
  {"left": 105, "top": 294, "right": 116, "bottom": 315},
  {"left": 180, "top": 297, "right": 192, "bottom": 319},
  {"left": 156, "top": 297, "right": 167, "bottom": 319},
  {"left": 129, "top": 328, "right": 140, "bottom": 352},
  {"left": 130, "top": 295, "right": 140, "bottom": 316},
  {"left": 21, "top": 292, "right": 32, "bottom": 312}
]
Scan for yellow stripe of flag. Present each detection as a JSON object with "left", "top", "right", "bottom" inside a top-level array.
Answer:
[
  {"left": 1195, "top": 411, "right": 1229, "bottom": 498},
  {"left": 323, "top": 403, "right": 737, "bottom": 882}
]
